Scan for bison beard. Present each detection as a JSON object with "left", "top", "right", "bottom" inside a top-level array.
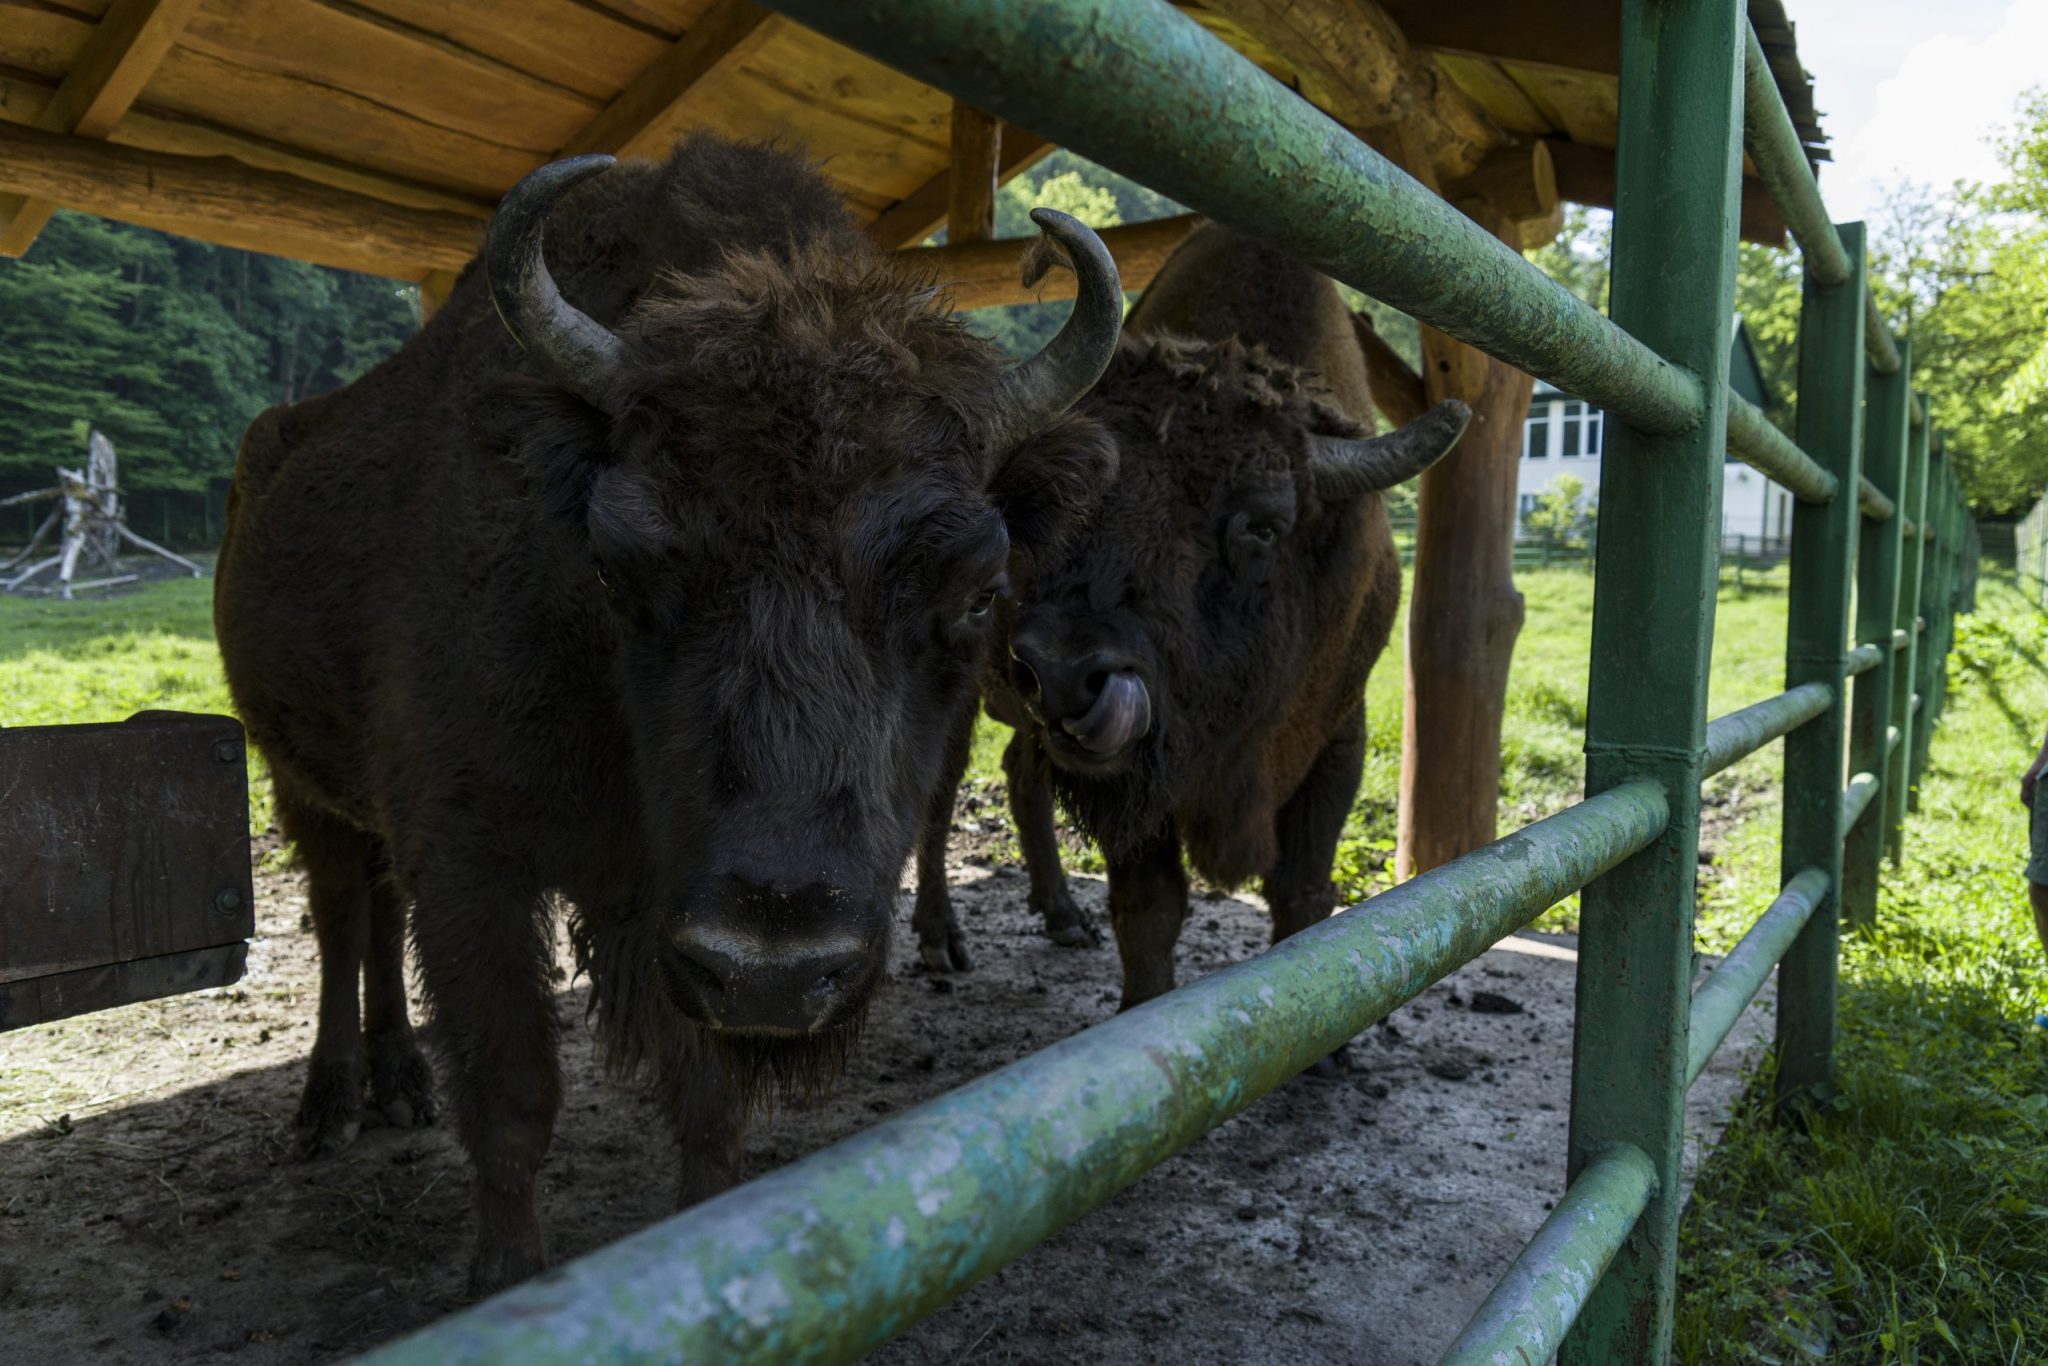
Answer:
[{"left": 214, "top": 134, "right": 1120, "bottom": 1296}]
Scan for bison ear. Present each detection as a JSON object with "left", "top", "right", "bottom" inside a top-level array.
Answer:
[{"left": 986, "top": 410, "right": 1118, "bottom": 562}]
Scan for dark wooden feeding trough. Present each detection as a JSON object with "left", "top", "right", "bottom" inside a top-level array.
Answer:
[{"left": 0, "top": 711, "right": 254, "bottom": 1030}]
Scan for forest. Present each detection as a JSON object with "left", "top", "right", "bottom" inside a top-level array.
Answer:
[{"left": 3, "top": 84, "right": 2044, "bottom": 546}]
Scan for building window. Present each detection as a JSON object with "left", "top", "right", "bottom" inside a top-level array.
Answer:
[
  {"left": 1518, "top": 493, "right": 1538, "bottom": 524},
  {"left": 1585, "top": 408, "right": 1603, "bottom": 457},
  {"left": 1559, "top": 400, "right": 1589, "bottom": 458},
  {"left": 1524, "top": 407, "right": 1550, "bottom": 459}
]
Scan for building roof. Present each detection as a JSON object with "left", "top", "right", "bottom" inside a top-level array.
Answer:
[{"left": 0, "top": 0, "right": 1830, "bottom": 294}]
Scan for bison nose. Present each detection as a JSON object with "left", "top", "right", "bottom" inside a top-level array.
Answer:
[
  {"left": 1009, "top": 635, "right": 1152, "bottom": 757},
  {"left": 661, "top": 877, "right": 883, "bottom": 1036}
]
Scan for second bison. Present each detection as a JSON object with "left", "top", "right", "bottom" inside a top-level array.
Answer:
[{"left": 915, "top": 223, "right": 1466, "bottom": 1013}]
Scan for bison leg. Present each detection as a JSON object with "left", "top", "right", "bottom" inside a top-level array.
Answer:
[
  {"left": 1108, "top": 824, "right": 1188, "bottom": 1010},
  {"left": 280, "top": 799, "right": 373, "bottom": 1158},
  {"left": 1264, "top": 710, "right": 1365, "bottom": 943},
  {"left": 912, "top": 697, "right": 977, "bottom": 972},
  {"left": 362, "top": 852, "right": 438, "bottom": 1129},
  {"left": 410, "top": 870, "right": 561, "bottom": 1298},
  {"left": 659, "top": 1032, "right": 746, "bottom": 1210},
  {"left": 1003, "top": 729, "right": 1099, "bottom": 947},
  {"left": 1264, "top": 712, "right": 1367, "bottom": 1076}
]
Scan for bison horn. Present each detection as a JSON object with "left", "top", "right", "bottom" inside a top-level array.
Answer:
[
  {"left": 486, "top": 155, "right": 625, "bottom": 411},
  {"left": 985, "top": 209, "right": 1124, "bottom": 451},
  {"left": 1309, "top": 400, "right": 1473, "bottom": 498}
]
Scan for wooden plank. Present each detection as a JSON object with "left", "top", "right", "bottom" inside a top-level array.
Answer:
[
  {"left": 0, "top": 0, "right": 204, "bottom": 255},
  {"left": 0, "top": 713, "right": 252, "bottom": 987},
  {"left": 865, "top": 126, "right": 1049, "bottom": 249},
  {"left": 179, "top": 0, "right": 598, "bottom": 152},
  {"left": 0, "top": 64, "right": 491, "bottom": 217},
  {"left": 0, "top": 942, "right": 247, "bottom": 1031},
  {"left": 947, "top": 101, "right": 998, "bottom": 244},
  {"left": 1380, "top": 0, "right": 1622, "bottom": 75},
  {"left": 557, "top": 0, "right": 777, "bottom": 158},
  {"left": 1546, "top": 138, "right": 1787, "bottom": 248},
  {"left": 901, "top": 212, "right": 1197, "bottom": 311},
  {"left": 146, "top": 42, "right": 542, "bottom": 199},
  {"left": 1195, "top": 0, "right": 1502, "bottom": 182},
  {"left": 330, "top": 0, "right": 672, "bottom": 103},
  {"left": 0, "top": 119, "right": 483, "bottom": 273}
]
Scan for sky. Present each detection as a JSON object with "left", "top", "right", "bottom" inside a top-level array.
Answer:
[{"left": 1789, "top": 0, "right": 2048, "bottom": 221}]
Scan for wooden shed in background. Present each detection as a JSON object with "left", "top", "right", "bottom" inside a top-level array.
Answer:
[{"left": 0, "top": 0, "right": 1831, "bottom": 874}]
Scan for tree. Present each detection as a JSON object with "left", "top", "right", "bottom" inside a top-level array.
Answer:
[{"left": 1523, "top": 474, "right": 1591, "bottom": 544}]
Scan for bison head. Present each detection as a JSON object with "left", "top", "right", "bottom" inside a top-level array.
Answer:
[
  {"left": 1002, "top": 335, "right": 1467, "bottom": 872},
  {"left": 486, "top": 156, "right": 1119, "bottom": 1062}
]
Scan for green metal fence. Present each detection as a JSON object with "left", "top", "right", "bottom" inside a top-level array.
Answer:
[{"left": 359, "top": 2, "right": 1979, "bottom": 1361}]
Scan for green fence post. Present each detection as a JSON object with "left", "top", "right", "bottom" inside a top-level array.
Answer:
[
  {"left": 1885, "top": 395, "right": 1928, "bottom": 864},
  {"left": 1775, "top": 220, "right": 1868, "bottom": 1111},
  {"left": 1910, "top": 434, "right": 1949, "bottom": 803},
  {"left": 1560, "top": 0, "right": 1743, "bottom": 1358},
  {"left": 1843, "top": 336, "right": 1908, "bottom": 928}
]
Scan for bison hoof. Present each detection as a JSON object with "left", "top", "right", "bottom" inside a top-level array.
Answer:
[
  {"left": 918, "top": 932, "right": 973, "bottom": 974},
  {"left": 1038, "top": 897, "right": 1101, "bottom": 948},
  {"left": 466, "top": 1240, "right": 548, "bottom": 1301},
  {"left": 368, "top": 1034, "right": 439, "bottom": 1128},
  {"left": 294, "top": 1056, "right": 364, "bottom": 1159}
]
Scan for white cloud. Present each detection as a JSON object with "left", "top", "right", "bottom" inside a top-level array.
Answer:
[{"left": 1807, "top": 0, "right": 2048, "bottom": 220}]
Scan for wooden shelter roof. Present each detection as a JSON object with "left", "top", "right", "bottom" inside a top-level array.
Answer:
[{"left": 0, "top": 0, "right": 1831, "bottom": 301}]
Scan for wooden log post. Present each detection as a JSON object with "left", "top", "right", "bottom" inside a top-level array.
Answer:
[
  {"left": 1395, "top": 142, "right": 1547, "bottom": 879},
  {"left": 947, "top": 102, "right": 1001, "bottom": 245}
]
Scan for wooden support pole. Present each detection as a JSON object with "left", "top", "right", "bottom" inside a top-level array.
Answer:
[
  {"left": 867, "top": 130, "right": 1051, "bottom": 249},
  {"left": 1561, "top": 0, "right": 1743, "bottom": 1356},
  {"left": 1909, "top": 435, "right": 1948, "bottom": 806},
  {"left": 0, "top": 0, "right": 204, "bottom": 258},
  {"left": 1776, "top": 221, "right": 1868, "bottom": 1111},
  {"left": 417, "top": 269, "right": 460, "bottom": 325},
  {"left": 1843, "top": 335, "right": 1909, "bottom": 928},
  {"left": 946, "top": 103, "right": 1001, "bottom": 245}
]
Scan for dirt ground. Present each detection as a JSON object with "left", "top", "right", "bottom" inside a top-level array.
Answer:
[{"left": 0, "top": 804, "right": 1772, "bottom": 1365}]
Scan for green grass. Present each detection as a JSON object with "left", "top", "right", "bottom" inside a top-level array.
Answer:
[{"left": 1674, "top": 575, "right": 2048, "bottom": 1364}]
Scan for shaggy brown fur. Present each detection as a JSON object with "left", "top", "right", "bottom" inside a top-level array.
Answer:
[
  {"left": 214, "top": 135, "right": 1114, "bottom": 1295},
  {"left": 915, "top": 224, "right": 1404, "bottom": 1020}
]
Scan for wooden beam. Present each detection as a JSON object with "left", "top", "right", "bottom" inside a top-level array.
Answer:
[
  {"left": 0, "top": 122, "right": 481, "bottom": 276},
  {"left": 1194, "top": 0, "right": 1502, "bottom": 183},
  {"left": 557, "top": 0, "right": 779, "bottom": 160},
  {"left": 947, "top": 101, "right": 1000, "bottom": 245},
  {"left": 899, "top": 213, "right": 1198, "bottom": 311},
  {"left": 1350, "top": 313, "right": 1427, "bottom": 427},
  {"left": 867, "top": 128, "right": 1051, "bottom": 249},
  {"left": 1377, "top": 0, "right": 1621, "bottom": 75},
  {"left": 0, "top": 0, "right": 204, "bottom": 256},
  {"left": 1545, "top": 138, "right": 1788, "bottom": 247}
]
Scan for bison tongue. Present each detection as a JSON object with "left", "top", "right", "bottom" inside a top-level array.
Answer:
[{"left": 1060, "top": 671, "right": 1150, "bottom": 755}]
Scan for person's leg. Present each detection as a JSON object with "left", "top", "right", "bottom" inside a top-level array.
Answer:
[{"left": 2028, "top": 786, "right": 2048, "bottom": 1026}]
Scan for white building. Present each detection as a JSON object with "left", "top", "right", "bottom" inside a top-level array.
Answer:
[{"left": 1516, "top": 318, "right": 1794, "bottom": 551}]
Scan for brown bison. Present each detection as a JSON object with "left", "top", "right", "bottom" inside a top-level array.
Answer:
[
  {"left": 913, "top": 223, "right": 1465, "bottom": 1020},
  {"left": 214, "top": 136, "right": 1121, "bottom": 1293}
]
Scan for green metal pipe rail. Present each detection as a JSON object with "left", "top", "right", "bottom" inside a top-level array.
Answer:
[
  {"left": 362, "top": 785, "right": 1669, "bottom": 1365},
  {"left": 365, "top": 2, "right": 1980, "bottom": 1362}
]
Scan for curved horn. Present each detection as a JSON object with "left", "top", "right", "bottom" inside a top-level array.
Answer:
[
  {"left": 985, "top": 208, "right": 1124, "bottom": 451},
  {"left": 486, "top": 155, "right": 625, "bottom": 411},
  {"left": 1310, "top": 400, "right": 1473, "bottom": 498}
]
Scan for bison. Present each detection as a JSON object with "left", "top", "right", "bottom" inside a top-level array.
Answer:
[
  {"left": 214, "top": 136, "right": 1122, "bottom": 1293},
  {"left": 913, "top": 223, "right": 1466, "bottom": 1018}
]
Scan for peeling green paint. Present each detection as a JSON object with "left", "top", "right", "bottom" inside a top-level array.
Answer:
[
  {"left": 1701, "top": 683, "right": 1832, "bottom": 778},
  {"left": 1686, "top": 867, "right": 1828, "bottom": 1086},
  {"left": 360, "top": 785, "right": 1667, "bottom": 1366},
  {"left": 1437, "top": 1145, "right": 1659, "bottom": 1366},
  {"left": 761, "top": 0, "right": 1704, "bottom": 436}
]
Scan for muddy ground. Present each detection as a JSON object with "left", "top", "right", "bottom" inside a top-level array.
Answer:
[{"left": 0, "top": 803, "right": 1772, "bottom": 1365}]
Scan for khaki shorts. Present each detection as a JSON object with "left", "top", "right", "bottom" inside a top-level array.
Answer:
[{"left": 2030, "top": 782, "right": 2048, "bottom": 886}]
